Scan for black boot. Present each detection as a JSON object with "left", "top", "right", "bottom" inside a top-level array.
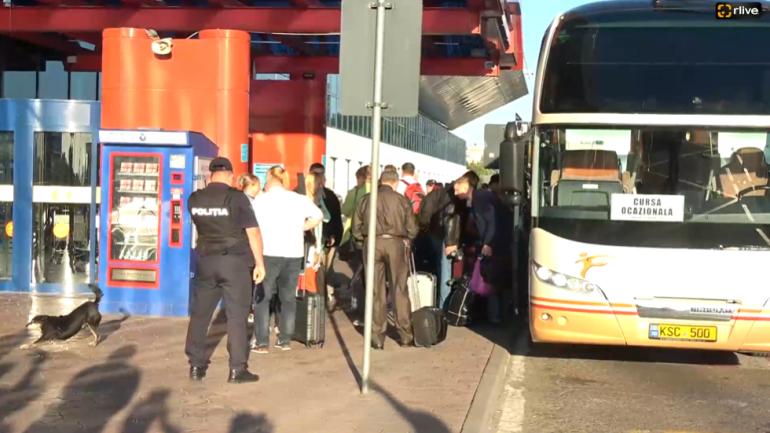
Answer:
[
  {"left": 189, "top": 366, "right": 207, "bottom": 381},
  {"left": 371, "top": 334, "right": 385, "bottom": 350},
  {"left": 228, "top": 369, "right": 260, "bottom": 384}
]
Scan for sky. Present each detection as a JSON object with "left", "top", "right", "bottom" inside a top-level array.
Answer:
[{"left": 451, "top": 0, "right": 594, "bottom": 147}]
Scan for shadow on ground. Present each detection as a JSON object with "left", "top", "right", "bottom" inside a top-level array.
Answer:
[{"left": 0, "top": 343, "right": 276, "bottom": 433}]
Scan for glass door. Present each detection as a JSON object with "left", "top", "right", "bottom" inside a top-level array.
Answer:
[
  {"left": 0, "top": 132, "right": 12, "bottom": 280},
  {"left": 32, "top": 132, "right": 93, "bottom": 286}
]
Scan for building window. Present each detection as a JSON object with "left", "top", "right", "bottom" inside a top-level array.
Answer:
[
  {"left": 38, "top": 61, "right": 68, "bottom": 100},
  {"left": 70, "top": 72, "right": 98, "bottom": 101},
  {"left": 2, "top": 71, "right": 36, "bottom": 99}
]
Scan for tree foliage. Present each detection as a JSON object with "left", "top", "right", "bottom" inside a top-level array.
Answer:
[{"left": 467, "top": 160, "right": 496, "bottom": 180}]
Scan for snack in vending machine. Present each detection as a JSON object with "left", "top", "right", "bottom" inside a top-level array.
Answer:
[
  {"left": 145, "top": 163, "right": 159, "bottom": 174},
  {"left": 133, "top": 163, "right": 146, "bottom": 173},
  {"left": 120, "top": 162, "right": 132, "bottom": 173},
  {"left": 119, "top": 179, "right": 131, "bottom": 191},
  {"left": 132, "top": 180, "right": 145, "bottom": 191},
  {"left": 144, "top": 180, "right": 156, "bottom": 192},
  {"left": 132, "top": 197, "right": 144, "bottom": 204},
  {"left": 119, "top": 197, "right": 131, "bottom": 207}
]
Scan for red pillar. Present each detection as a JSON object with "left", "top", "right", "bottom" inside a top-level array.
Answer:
[
  {"left": 101, "top": 28, "right": 251, "bottom": 176},
  {"left": 249, "top": 78, "right": 326, "bottom": 190}
]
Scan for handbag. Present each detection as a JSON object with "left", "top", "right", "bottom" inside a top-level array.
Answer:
[
  {"left": 469, "top": 257, "right": 495, "bottom": 297},
  {"left": 298, "top": 266, "right": 318, "bottom": 294},
  {"left": 298, "top": 245, "right": 320, "bottom": 294}
]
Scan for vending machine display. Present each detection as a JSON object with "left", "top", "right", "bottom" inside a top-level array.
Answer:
[
  {"left": 110, "top": 156, "right": 161, "bottom": 263},
  {"left": 98, "top": 130, "right": 218, "bottom": 317}
]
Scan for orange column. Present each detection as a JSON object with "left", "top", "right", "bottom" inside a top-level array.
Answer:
[
  {"left": 101, "top": 28, "right": 251, "bottom": 176},
  {"left": 249, "top": 78, "right": 326, "bottom": 190}
]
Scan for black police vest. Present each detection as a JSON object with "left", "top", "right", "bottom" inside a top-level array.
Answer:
[{"left": 189, "top": 187, "right": 248, "bottom": 256}]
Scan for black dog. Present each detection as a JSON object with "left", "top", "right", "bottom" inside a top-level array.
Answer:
[{"left": 22, "top": 284, "right": 104, "bottom": 349}]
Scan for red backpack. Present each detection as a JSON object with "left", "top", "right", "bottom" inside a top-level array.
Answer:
[{"left": 402, "top": 180, "right": 425, "bottom": 214}]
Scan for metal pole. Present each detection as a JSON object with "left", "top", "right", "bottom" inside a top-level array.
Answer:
[{"left": 361, "top": 0, "right": 388, "bottom": 395}]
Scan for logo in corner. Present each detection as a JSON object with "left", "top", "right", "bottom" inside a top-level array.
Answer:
[
  {"left": 575, "top": 252, "right": 613, "bottom": 278},
  {"left": 716, "top": 3, "right": 733, "bottom": 18}
]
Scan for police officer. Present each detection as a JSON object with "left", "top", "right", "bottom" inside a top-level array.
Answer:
[
  {"left": 352, "top": 169, "right": 419, "bottom": 349},
  {"left": 185, "top": 157, "right": 266, "bottom": 384}
]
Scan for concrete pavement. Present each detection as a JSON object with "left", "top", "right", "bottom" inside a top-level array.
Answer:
[
  {"left": 0, "top": 292, "right": 507, "bottom": 433},
  {"left": 488, "top": 328, "right": 770, "bottom": 433}
]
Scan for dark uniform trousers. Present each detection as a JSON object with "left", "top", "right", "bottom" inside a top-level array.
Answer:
[
  {"left": 364, "top": 236, "right": 413, "bottom": 341},
  {"left": 185, "top": 253, "right": 253, "bottom": 371}
]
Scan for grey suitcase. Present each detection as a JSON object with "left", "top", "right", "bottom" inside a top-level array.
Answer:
[
  {"left": 293, "top": 290, "right": 326, "bottom": 348},
  {"left": 407, "top": 252, "right": 437, "bottom": 312}
]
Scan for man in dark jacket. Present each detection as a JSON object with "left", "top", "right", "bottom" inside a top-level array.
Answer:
[
  {"left": 418, "top": 181, "right": 465, "bottom": 307},
  {"left": 454, "top": 170, "right": 509, "bottom": 323},
  {"left": 352, "top": 169, "right": 419, "bottom": 349}
]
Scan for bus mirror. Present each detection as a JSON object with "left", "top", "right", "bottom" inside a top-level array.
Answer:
[
  {"left": 505, "top": 121, "right": 531, "bottom": 141},
  {"left": 499, "top": 138, "right": 526, "bottom": 194}
]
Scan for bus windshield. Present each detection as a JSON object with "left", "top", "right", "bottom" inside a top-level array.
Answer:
[
  {"left": 540, "top": 7, "right": 770, "bottom": 115},
  {"left": 536, "top": 126, "right": 770, "bottom": 249}
]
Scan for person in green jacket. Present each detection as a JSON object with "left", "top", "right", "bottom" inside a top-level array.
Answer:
[{"left": 341, "top": 165, "right": 371, "bottom": 246}]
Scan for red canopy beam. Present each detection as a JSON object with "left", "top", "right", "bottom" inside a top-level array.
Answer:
[
  {"left": 0, "top": 7, "right": 481, "bottom": 34},
  {"left": 67, "top": 53, "right": 499, "bottom": 77}
]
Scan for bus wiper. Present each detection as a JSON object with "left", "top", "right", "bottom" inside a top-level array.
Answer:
[{"left": 713, "top": 245, "right": 770, "bottom": 251}]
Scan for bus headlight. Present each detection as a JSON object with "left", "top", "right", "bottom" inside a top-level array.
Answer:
[{"left": 532, "top": 262, "right": 597, "bottom": 293}]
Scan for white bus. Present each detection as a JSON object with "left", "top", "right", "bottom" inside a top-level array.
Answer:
[{"left": 505, "top": 0, "right": 770, "bottom": 353}]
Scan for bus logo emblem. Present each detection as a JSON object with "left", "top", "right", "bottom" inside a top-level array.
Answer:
[{"left": 575, "top": 253, "right": 613, "bottom": 278}]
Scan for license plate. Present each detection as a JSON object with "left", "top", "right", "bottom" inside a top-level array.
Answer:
[{"left": 649, "top": 324, "right": 717, "bottom": 342}]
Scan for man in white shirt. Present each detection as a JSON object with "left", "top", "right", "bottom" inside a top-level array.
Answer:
[
  {"left": 250, "top": 174, "right": 323, "bottom": 353},
  {"left": 396, "top": 162, "right": 418, "bottom": 195}
]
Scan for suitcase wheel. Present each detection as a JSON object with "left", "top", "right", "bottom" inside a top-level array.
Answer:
[
  {"left": 319, "top": 342, "right": 324, "bottom": 348},
  {"left": 306, "top": 342, "right": 312, "bottom": 349}
]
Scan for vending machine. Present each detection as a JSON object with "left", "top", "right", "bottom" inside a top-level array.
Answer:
[{"left": 98, "top": 130, "right": 218, "bottom": 316}]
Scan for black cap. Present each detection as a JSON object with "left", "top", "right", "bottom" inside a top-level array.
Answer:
[{"left": 209, "top": 157, "right": 233, "bottom": 173}]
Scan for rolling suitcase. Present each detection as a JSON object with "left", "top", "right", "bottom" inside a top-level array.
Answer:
[
  {"left": 407, "top": 251, "right": 437, "bottom": 312},
  {"left": 409, "top": 250, "right": 447, "bottom": 348},
  {"left": 445, "top": 277, "right": 474, "bottom": 327},
  {"left": 294, "top": 268, "right": 326, "bottom": 348},
  {"left": 413, "top": 307, "right": 448, "bottom": 348}
]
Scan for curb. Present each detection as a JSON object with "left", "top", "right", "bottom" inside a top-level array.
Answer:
[{"left": 460, "top": 338, "right": 512, "bottom": 433}]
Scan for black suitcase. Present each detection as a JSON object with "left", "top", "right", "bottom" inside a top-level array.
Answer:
[
  {"left": 293, "top": 290, "right": 326, "bottom": 348},
  {"left": 445, "top": 279, "right": 475, "bottom": 327},
  {"left": 412, "top": 307, "right": 448, "bottom": 348}
]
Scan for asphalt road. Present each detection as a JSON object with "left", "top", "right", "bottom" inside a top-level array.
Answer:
[{"left": 489, "top": 329, "right": 770, "bottom": 433}]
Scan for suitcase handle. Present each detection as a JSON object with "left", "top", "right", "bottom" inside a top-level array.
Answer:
[{"left": 406, "top": 245, "right": 420, "bottom": 307}]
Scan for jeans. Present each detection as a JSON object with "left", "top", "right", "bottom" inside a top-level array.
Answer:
[
  {"left": 253, "top": 256, "right": 303, "bottom": 346},
  {"left": 430, "top": 236, "right": 452, "bottom": 308}
]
